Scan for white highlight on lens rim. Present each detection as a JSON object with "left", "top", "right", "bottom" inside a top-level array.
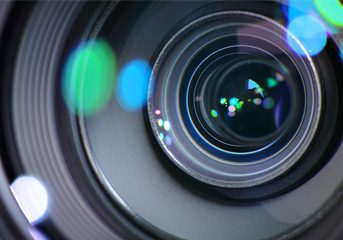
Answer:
[
  {"left": 10, "top": 176, "right": 49, "bottom": 224},
  {"left": 29, "top": 227, "right": 48, "bottom": 240}
]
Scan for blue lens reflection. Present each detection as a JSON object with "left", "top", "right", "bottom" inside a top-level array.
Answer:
[
  {"left": 287, "top": 15, "right": 327, "bottom": 56},
  {"left": 286, "top": 0, "right": 315, "bottom": 20},
  {"left": 116, "top": 60, "right": 151, "bottom": 111},
  {"left": 285, "top": 0, "right": 327, "bottom": 56}
]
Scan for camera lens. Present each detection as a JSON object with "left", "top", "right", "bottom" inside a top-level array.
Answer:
[
  {"left": 1, "top": 1, "right": 342, "bottom": 240},
  {"left": 148, "top": 11, "right": 320, "bottom": 187}
]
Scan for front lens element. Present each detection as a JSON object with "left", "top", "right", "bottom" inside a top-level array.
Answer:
[{"left": 148, "top": 11, "right": 321, "bottom": 188}]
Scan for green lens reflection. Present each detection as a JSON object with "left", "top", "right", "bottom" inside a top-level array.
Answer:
[
  {"left": 315, "top": 0, "right": 343, "bottom": 27},
  {"left": 211, "top": 109, "right": 218, "bottom": 118},
  {"left": 62, "top": 40, "right": 117, "bottom": 115}
]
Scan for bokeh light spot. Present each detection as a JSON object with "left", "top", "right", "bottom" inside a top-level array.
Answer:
[
  {"left": 10, "top": 176, "right": 49, "bottom": 224},
  {"left": 159, "top": 132, "right": 164, "bottom": 141},
  {"left": 116, "top": 60, "right": 151, "bottom": 111},
  {"left": 228, "top": 105, "right": 236, "bottom": 113},
  {"left": 315, "top": 0, "right": 343, "bottom": 27},
  {"left": 220, "top": 97, "right": 228, "bottom": 105},
  {"left": 228, "top": 111, "right": 236, "bottom": 117},
  {"left": 165, "top": 135, "right": 172, "bottom": 146},
  {"left": 62, "top": 40, "right": 116, "bottom": 115},
  {"left": 157, "top": 119, "right": 163, "bottom": 127},
  {"left": 276, "top": 73, "right": 285, "bottom": 82},
  {"left": 267, "top": 77, "right": 278, "bottom": 88},
  {"left": 155, "top": 109, "right": 161, "bottom": 115},
  {"left": 263, "top": 97, "right": 275, "bottom": 110},
  {"left": 164, "top": 121, "right": 171, "bottom": 131},
  {"left": 211, "top": 109, "right": 218, "bottom": 118},
  {"left": 236, "top": 101, "right": 244, "bottom": 109},
  {"left": 229, "top": 97, "right": 239, "bottom": 106},
  {"left": 195, "top": 96, "right": 202, "bottom": 102},
  {"left": 253, "top": 98, "right": 263, "bottom": 105},
  {"left": 287, "top": 15, "right": 327, "bottom": 56}
]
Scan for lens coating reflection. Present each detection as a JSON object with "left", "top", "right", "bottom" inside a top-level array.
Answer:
[
  {"left": 206, "top": 59, "right": 290, "bottom": 140},
  {"left": 62, "top": 40, "right": 117, "bottom": 115},
  {"left": 116, "top": 60, "right": 151, "bottom": 111},
  {"left": 189, "top": 52, "right": 299, "bottom": 153},
  {"left": 287, "top": 15, "right": 327, "bottom": 56}
]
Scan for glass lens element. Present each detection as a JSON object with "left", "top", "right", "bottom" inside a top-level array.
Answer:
[
  {"left": 187, "top": 48, "right": 302, "bottom": 153},
  {"left": 148, "top": 11, "right": 320, "bottom": 187},
  {"left": 196, "top": 56, "right": 292, "bottom": 148}
]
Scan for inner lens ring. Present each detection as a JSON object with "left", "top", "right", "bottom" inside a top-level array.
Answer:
[
  {"left": 194, "top": 58, "right": 292, "bottom": 144},
  {"left": 187, "top": 45, "right": 302, "bottom": 155}
]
